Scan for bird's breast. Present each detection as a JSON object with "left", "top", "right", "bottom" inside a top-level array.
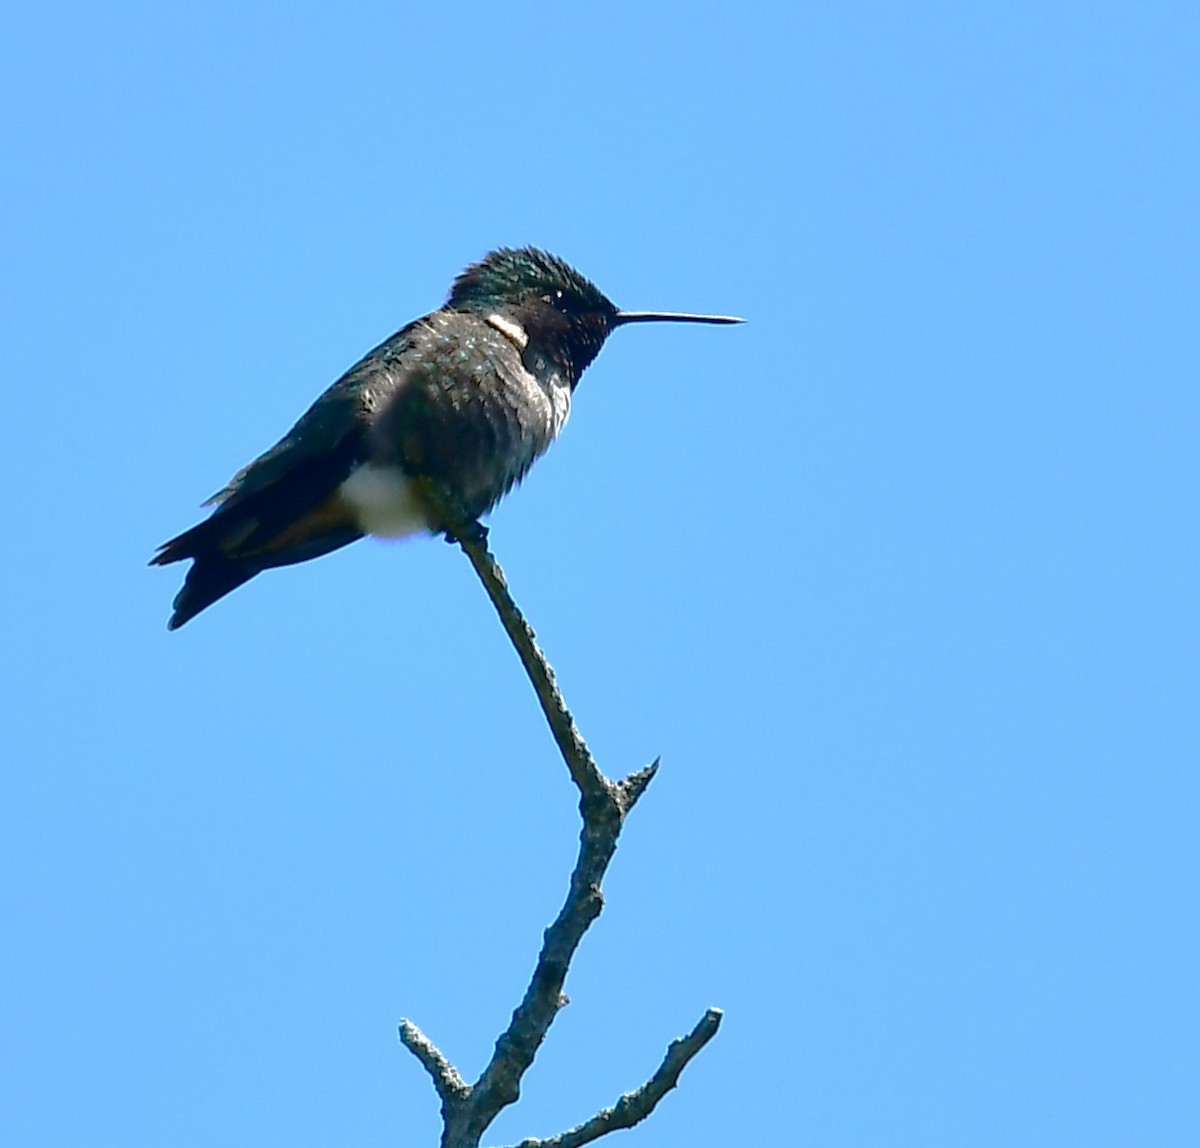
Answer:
[{"left": 356, "top": 315, "right": 575, "bottom": 525}]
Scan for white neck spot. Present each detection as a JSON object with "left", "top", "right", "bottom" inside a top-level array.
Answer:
[{"left": 485, "top": 312, "right": 529, "bottom": 350}]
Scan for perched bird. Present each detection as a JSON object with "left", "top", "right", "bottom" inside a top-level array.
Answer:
[{"left": 152, "top": 246, "right": 741, "bottom": 629}]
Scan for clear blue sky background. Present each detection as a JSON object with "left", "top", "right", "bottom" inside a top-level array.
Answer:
[{"left": 3, "top": 3, "right": 1197, "bottom": 1145}]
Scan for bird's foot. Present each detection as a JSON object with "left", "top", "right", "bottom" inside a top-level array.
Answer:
[
  {"left": 443, "top": 518, "right": 488, "bottom": 546},
  {"left": 409, "top": 475, "right": 486, "bottom": 547}
]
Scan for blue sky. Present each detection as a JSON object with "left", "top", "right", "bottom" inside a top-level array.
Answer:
[{"left": 3, "top": 2, "right": 1197, "bottom": 1145}]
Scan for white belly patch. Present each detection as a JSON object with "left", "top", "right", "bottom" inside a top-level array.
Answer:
[{"left": 339, "top": 464, "right": 430, "bottom": 539}]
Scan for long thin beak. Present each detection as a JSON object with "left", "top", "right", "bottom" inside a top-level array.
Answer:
[{"left": 614, "top": 310, "right": 744, "bottom": 326}]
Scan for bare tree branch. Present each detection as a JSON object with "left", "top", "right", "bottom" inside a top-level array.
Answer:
[
  {"left": 398, "top": 1019, "right": 470, "bottom": 1108},
  {"left": 446, "top": 513, "right": 608, "bottom": 799},
  {"left": 397, "top": 492, "right": 721, "bottom": 1148},
  {"left": 501, "top": 1008, "right": 725, "bottom": 1148}
]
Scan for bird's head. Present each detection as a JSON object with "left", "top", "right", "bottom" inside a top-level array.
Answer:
[{"left": 448, "top": 247, "right": 742, "bottom": 384}]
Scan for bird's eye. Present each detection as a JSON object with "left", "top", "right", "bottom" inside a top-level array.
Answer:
[{"left": 544, "top": 289, "right": 578, "bottom": 316}]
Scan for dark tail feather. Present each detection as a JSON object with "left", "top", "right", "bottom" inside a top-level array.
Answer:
[
  {"left": 167, "top": 556, "right": 262, "bottom": 630},
  {"left": 153, "top": 492, "right": 363, "bottom": 628},
  {"left": 153, "top": 520, "right": 362, "bottom": 628},
  {"left": 151, "top": 517, "right": 244, "bottom": 568}
]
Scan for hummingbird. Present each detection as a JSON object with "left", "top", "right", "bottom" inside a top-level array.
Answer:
[{"left": 152, "top": 246, "right": 742, "bottom": 629}]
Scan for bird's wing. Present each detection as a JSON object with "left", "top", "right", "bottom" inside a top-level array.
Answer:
[
  {"left": 206, "top": 375, "right": 366, "bottom": 508},
  {"left": 151, "top": 324, "right": 434, "bottom": 629},
  {"left": 211, "top": 316, "right": 443, "bottom": 507},
  {"left": 152, "top": 322, "right": 424, "bottom": 569}
]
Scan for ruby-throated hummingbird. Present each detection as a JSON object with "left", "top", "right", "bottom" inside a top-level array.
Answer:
[{"left": 153, "top": 246, "right": 742, "bottom": 629}]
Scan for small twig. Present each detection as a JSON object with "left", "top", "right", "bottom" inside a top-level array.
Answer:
[
  {"left": 615, "top": 759, "right": 659, "bottom": 814},
  {"left": 417, "top": 481, "right": 607, "bottom": 798},
  {"left": 457, "top": 531, "right": 608, "bottom": 798},
  {"left": 501, "top": 1008, "right": 725, "bottom": 1148},
  {"left": 398, "top": 1019, "right": 470, "bottom": 1107}
]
